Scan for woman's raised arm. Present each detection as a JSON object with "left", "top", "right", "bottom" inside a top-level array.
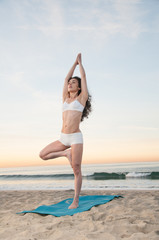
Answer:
[
  {"left": 62, "top": 59, "right": 78, "bottom": 101},
  {"left": 77, "top": 53, "right": 88, "bottom": 100}
]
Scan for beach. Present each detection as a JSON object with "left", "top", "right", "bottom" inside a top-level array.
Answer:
[{"left": 0, "top": 190, "right": 159, "bottom": 240}]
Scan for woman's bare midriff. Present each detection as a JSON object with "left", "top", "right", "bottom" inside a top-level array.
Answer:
[{"left": 61, "top": 110, "right": 82, "bottom": 133}]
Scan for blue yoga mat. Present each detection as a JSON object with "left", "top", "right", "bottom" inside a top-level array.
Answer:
[{"left": 17, "top": 195, "right": 122, "bottom": 217}]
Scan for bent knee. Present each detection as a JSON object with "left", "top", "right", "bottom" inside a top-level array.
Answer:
[{"left": 39, "top": 151, "right": 47, "bottom": 160}]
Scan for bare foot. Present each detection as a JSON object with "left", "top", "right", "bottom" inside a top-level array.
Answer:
[
  {"left": 65, "top": 149, "right": 72, "bottom": 167},
  {"left": 68, "top": 199, "right": 79, "bottom": 209}
]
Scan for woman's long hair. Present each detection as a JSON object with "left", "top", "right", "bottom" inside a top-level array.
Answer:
[{"left": 68, "top": 76, "right": 92, "bottom": 122}]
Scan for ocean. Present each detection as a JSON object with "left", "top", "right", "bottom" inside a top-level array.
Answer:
[{"left": 0, "top": 161, "right": 159, "bottom": 191}]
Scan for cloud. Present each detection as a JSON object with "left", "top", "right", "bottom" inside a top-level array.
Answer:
[
  {"left": 14, "top": 0, "right": 148, "bottom": 41},
  {"left": 112, "top": 0, "right": 148, "bottom": 38},
  {"left": 15, "top": 0, "right": 65, "bottom": 39},
  {"left": 1, "top": 71, "right": 61, "bottom": 114}
]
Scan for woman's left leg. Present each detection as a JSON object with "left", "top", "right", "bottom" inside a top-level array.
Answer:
[{"left": 68, "top": 143, "right": 83, "bottom": 209}]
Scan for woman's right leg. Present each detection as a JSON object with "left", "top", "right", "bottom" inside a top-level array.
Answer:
[{"left": 39, "top": 140, "right": 72, "bottom": 166}]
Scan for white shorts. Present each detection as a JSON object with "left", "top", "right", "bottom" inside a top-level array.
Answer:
[{"left": 59, "top": 132, "right": 83, "bottom": 147}]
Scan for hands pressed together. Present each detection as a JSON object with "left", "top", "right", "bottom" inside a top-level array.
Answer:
[{"left": 75, "top": 53, "right": 82, "bottom": 65}]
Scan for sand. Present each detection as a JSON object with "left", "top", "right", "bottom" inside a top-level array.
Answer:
[{"left": 0, "top": 190, "right": 159, "bottom": 240}]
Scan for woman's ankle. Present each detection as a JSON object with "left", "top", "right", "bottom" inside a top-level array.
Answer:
[{"left": 74, "top": 196, "right": 79, "bottom": 202}]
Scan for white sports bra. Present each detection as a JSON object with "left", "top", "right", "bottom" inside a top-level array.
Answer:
[{"left": 62, "top": 99, "right": 84, "bottom": 112}]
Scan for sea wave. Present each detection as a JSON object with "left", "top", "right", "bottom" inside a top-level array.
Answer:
[
  {"left": 88, "top": 172, "right": 159, "bottom": 180},
  {"left": 0, "top": 171, "right": 159, "bottom": 180},
  {"left": 126, "top": 172, "right": 151, "bottom": 178},
  {"left": 86, "top": 172, "right": 126, "bottom": 180},
  {"left": 0, "top": 174, "right": 74, "bottom": 180}
]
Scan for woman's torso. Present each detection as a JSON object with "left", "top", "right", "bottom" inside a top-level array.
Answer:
[{"left": 61, "top": 96, "right": 85, "bottom": 134}]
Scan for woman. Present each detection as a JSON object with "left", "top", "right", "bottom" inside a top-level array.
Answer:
[{"left": 39, "top": 53, "right": 91, "bottom": 209}]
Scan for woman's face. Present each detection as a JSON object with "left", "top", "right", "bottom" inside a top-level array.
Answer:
[{"left": 68, "top": 78, "right": 80, "bottom": 92}]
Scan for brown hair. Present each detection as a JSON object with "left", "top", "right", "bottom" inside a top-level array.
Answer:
[{"left": 68, "top": 76, "right": 92, "bottom": 122}]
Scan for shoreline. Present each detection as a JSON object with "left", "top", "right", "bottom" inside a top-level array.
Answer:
[
  {"left": 1, "top": 187, "right": 159, "bottom": 191},
  {"left": 0, "top": 189, "right": 159, "bottom": 240},
  {"left": 0, "top": 188, "right": 159, "bottom": 192}
]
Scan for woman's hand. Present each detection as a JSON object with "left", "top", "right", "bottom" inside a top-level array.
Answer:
[{"left": 76, "top": 53, "right": 82, "bottom": 65}]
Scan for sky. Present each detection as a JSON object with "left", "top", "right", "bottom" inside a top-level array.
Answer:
[{"left": 0, "top": 0, "right": 159, "bottom": 168}]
